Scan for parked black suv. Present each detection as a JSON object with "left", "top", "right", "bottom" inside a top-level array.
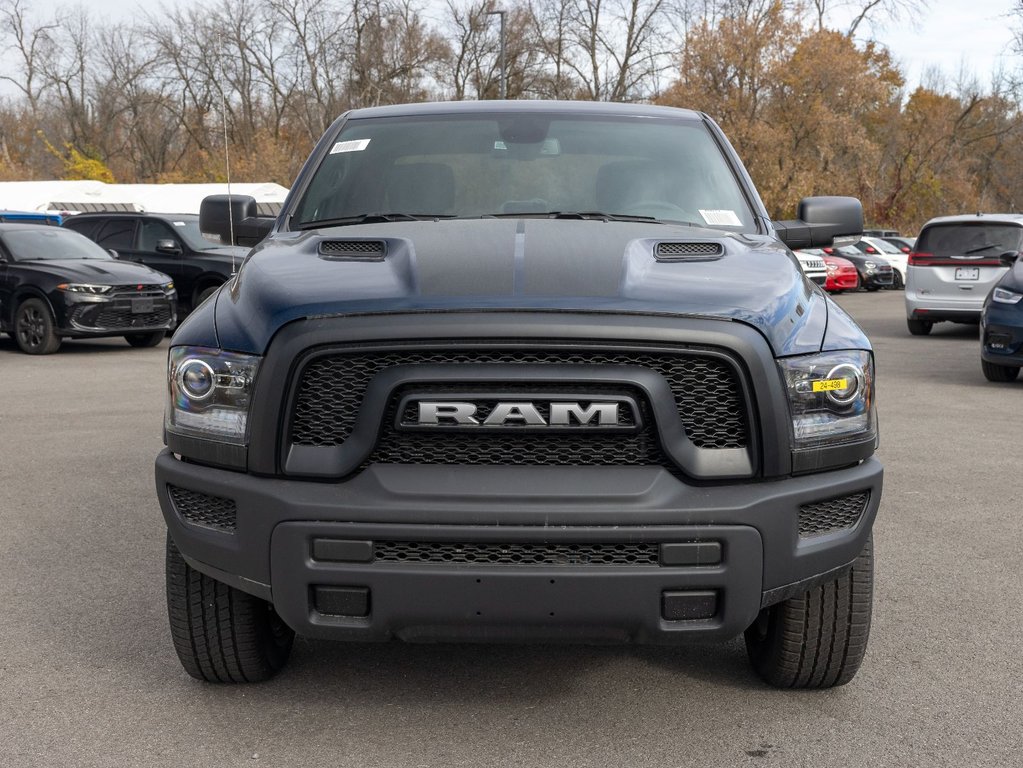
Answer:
[
  {"left": 157, "top": 101, "right": 881, "bottom": 689},
  {"left": 0, "top": 224, "right": 176, "bottom": 353},
  {"left": 63, "top": 213, "right": 247, "bottom": 314}
]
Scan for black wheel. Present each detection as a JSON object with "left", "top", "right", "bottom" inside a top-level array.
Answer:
[
  {"left": 865, "top": 284, "right": 879, "bottom": 292},
  {"left": 892, "top": 271, "right": 904, "bottom": 290},
  {"left": 981, "top": 358, "right": 1020, "bottom": 382},
  {"left": 194, "top": 283, "right": 222, "bottom": 308},
  {"left": 907, "top": 318, "right": 932, "bottom": 336},
  {"left": 166, "top": 533, "right": 294, "bottom": 682},
  {"left": 14, "top": 298, "right": 61, "bottom": 354},
  {"left": 745, "top": 534, "right": 873, "bottom": 689},
  {"left": 124, "top": 330, "right": 166, "bottom": 348}
]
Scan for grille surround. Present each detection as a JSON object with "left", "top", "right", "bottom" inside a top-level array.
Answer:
[
  {"left": 798, "top": 491, "right": 870, "bottom": 537},
  {"left": 168, "top": 485, "right": 237, "bottom": 533},
  {"left": 374, "top": 540, "right": 660, "bottom": 566}
]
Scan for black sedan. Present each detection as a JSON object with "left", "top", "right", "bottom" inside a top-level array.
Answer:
[
  {"left": 980, "top": 251, "right": 1023, "bottom": 382},
  {"left": 0, "top": 224, "right": 176, "bottom": 354},
  {"left": 824, "top": 245, "right": 894, "bottom": 291}
]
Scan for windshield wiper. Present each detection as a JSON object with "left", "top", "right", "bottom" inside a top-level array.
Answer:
[
  {"left": 293, "top": 213, "right": 456, "bottom": 230},
  {"left": 482, "top": 211, "right": 666, "bottom": 224},
  {"left": 964, "top": 243, "right": 1001, "bottom": 254}
]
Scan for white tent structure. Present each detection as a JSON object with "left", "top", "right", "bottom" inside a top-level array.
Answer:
[{"left": 0, "top": 180, "right": 289, "bottom": 216}]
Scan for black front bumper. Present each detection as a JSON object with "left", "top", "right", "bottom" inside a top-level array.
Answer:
[{"left": 156, "top": 452, "right": 882, "bottom": 643}]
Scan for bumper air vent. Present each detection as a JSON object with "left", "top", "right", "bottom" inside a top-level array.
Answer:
[
  {"left": 318, "top": 240, "right": 386, "bottom": 260},
  {"left": 798, "top": 491, "right": 870, "bottom": 537},
  {"left": 168, "top": 485, "right": 237, "bottom": 533},
  {"left": 374, "top": 541, "right": 661, "bottom": 566},
  {"left": 655, "top": 241, "right": 724, "bottom": 261}
]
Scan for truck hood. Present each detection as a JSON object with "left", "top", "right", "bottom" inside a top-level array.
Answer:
[
  {"left": 17, "top": 258, "right": 170, "bottom": 284},
  {"left": 212, "top": 219, "right": 832, "bottom": 356}
]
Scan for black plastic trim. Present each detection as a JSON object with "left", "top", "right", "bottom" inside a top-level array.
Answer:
[{"left": 166, "top": 432, "right": 248, "bottom": 471}]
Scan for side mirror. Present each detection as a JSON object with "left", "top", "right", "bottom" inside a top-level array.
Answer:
[
  {"left": 155, "top": 239, "right": 182, "bottom": 255},
  {"left": 199, "top": 194, "right": 274, "bottom": 247},
  {"left": 774, "top": 196, "right": 864, "bottom": 250},
  {"left": 999, "top": 251, "right": 1019, "bottom": 267}
]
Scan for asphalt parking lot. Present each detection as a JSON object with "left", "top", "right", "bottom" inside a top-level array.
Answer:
[{"left": 1, "top": 289, "right": 1020, "bottom": 767}]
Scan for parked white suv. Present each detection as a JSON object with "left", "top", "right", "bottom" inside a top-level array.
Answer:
[
  {"left": 793, "top": 249, "right": 827, "bottom": 286},
  {"left": 905, "top": 214, "right": 1019, "bottom": 335}
]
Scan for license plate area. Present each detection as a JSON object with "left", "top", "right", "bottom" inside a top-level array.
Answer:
[
  {"left": 132, "top": 298, "right": 155, "bottom": 313},
  {"left": 955, "top": 267, "right": 980, "bottom": 281}
]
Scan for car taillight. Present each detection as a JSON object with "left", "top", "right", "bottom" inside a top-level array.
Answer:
[
  {"left": 908, "top": 251, "right": 934, "bottom": 266},
  {"left": 900, "top": 246, "right": 910, "bottom": 253},
  {"left": 865, "top": 246, "right": 877, "bottom": 253},
  {"left": 823, "top": 247, "right": 835, "bottom": 255}
]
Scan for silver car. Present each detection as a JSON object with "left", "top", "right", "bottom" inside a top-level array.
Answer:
[{"left": 905, "top": 214, "right": 1019, "bottom": 335}]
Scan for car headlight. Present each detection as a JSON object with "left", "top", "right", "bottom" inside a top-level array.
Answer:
[
  {"left": 166, "top": 346, "right": 260, "bottom": 445},
  {"left": 163, "top": 281, "right": 176, "bottom": 294},
  {"left": 57, "top": 283, "right": 112, "bottom": 294},
  {"left": 992, "top": 287, "right": 1023, "bottom": 304},
  {"left": 778, "top": 350, "right": 876, "bottom": 451}
]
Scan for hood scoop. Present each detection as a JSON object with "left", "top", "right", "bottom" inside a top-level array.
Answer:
[
  {"left": 318, "top": 239, "right": 387, "bottom": 261},
  {"left": 655, "top": 241, "right": 724, "bottom": 262}
]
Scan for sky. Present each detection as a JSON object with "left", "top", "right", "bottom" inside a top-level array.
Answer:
[{"left": 5, "top": 0, "right": 1022, "bottom": 93}]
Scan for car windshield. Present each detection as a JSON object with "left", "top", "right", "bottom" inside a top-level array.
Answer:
[
  {"left": 917, "top": 223, "right": 1023, "bottom": 257},
  {"left": 3, "top": 227, "right": 113, "bottom": 261},
  {"left": 292, "top": 112, "right": 758, "bottom": 232}
]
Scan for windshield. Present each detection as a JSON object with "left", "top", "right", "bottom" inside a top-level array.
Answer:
[
  {"left": 2, "top": 227, "right": 113, "bottom": 262},
  {"left": 916, "top": 223, "right": 1023, "bottom": 257},
  {"left": 293, "top": 112, "right": 758, "bottom": 231}
]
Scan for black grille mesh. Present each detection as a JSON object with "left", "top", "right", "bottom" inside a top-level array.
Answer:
[
  {"left": 73, "top": 304, "right": 173, "bottom": 330},
  {"left": 168, "top": 485, "right": 237, "bottom": 532},
  {"left": 798, "top": 491, "right": 870, "bottom": 537},
  {"left": 290, "top": 346, "right": 748, "bottom": 452},
  {"left": 656, "top": 242, "right": 724, "bottom": 259},
  {"left": 319, "top": 240, "right": 386, "bottom": 258},
  {"left": 374, "top": 540, "right": 660, "bottom": 565}
]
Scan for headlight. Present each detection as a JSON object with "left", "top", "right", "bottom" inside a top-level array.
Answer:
[
  {"left": 778, "top": 350, "right": 876, "bottom": 451},
  {"left": 166, "top": 346, "right": 260, "bottom": 445},
  {"left": 992, "top": 287, "right": 1023, "bottom": 304},
  {"left": 57, "top": 283, "right": 111, "bottom": 294},
  {"left": 163, "top": 281, "right": 176, "bottom": 294}
]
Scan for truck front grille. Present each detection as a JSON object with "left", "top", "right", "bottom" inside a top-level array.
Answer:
[
  {"left": 374, "top": 541, "right": 660, "bottom": 566},
  {"left": 290, "top": 345, "right": 749, "bottom": 453},
  {"left": 798, "top": 491, "right": 870, "bottom": 537}
]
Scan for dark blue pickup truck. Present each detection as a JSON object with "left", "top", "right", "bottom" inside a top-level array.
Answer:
[{"left": 155, "top": 101, "right": 881, "bottom": 688}]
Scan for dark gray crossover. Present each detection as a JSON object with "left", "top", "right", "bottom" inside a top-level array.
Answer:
[{"left": 155, "top": 101, "right": 881, "bottom": 688}]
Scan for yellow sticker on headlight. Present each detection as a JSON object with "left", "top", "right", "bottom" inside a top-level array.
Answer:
[{"left": 812, "top": 378, "right": 849, "bottom": 392}]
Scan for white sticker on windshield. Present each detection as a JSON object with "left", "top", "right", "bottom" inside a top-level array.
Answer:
[
  {"left": 330, "top": 139, "right": 371, "bottom": 154},
  {"left": 172, "top": 221, "right": 186, "bottom": 226},
  {"left": 699, "top": 209, "right": 742, "bottom": 226}
]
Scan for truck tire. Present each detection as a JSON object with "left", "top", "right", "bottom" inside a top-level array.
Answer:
[
  {"left": 165, "top": 533, "right": 294, "bottom": 683},
  {"left": 14, "top": 298, "right": 62, "bottom": 354},
  {"left": 981, "top": 358, "right": 1020, "bottom": 382},
  {"left": 744, "top": 534, "right": 873, "bottom": 689}
]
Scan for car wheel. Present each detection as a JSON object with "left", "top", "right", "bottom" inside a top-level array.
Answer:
[
  {"left": 124, "top": 330, "right": 166, "bottom": 348},
  {"left": 907, "top": 318, "right": 932, "bottom": 336},
  {"left": 981, "top": 359, "right": 1020, "bottom": 382},
  {"left": 892, "top": 271, "right": 904, "bottom": 290},
  {"left": 745, "top": 534, "right": 873, "bottom": 689},
  {"left": 194, "top": 284, "right": 222, "bottom": 309},
  {"left": 14, "top": 298, "right": 61, "bottom": 355},
  {"left": 166, "top": 532, "right": 294, "bottom": 683},
  {"left": 865, "top": 285, "right": 879, "bottom": 292}
]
